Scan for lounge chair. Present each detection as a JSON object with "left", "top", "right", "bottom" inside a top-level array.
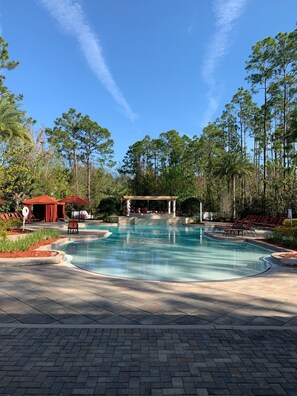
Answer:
[
  {"left": 269, "top": 217, "right": 285, "bottom": 228},
  {"left": 212, "top": 219, "right": 245, "bottom": 233},
  {"left": 1, "top": 213, "right": 10, "bottom": 221},
  {"left": 68, "top": 220, "right": 79, "bottom": 234},
  {"left": 223, "top": 220, "right": 256, "bottom": 236},
  {"left": 11, "top": 212, "right": 23, "bottom": 220}
]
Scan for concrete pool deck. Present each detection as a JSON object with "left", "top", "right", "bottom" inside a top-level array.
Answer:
[
  {"left": 1, "top": 255, "right": 297, "bottom": 327},
  {"left": 0, "top": 222, "right": 296, "bottom": 394}
]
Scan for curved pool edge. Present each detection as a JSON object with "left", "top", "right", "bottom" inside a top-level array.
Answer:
[
  {"left": 0, "top": 251, "right": 66, "bottom": 267},
  {"left": 62, "top": 251, "right": 274, "bottom": 284},
  {"left": 204, "top": 231, "right": 293, "bottom": 253},
  {"left": 205, "top": 232, "right": 297, "bottom": 270},
  {"left": 59, "top": 227, "right": 275, "bottom": 283},
  {"left": 270, "top": 252, "right": 297, "bottom": 266}
]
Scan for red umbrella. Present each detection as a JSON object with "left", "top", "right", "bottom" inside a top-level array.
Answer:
[
  {"left": 59, "top": 195, "right": 90, "bottom": 205},
  {"left": 59, "top": 195, "right": 90, "bottom": 220}
]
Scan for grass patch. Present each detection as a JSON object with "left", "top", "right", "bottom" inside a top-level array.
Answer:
[{"left": 0, "top": 229, "right": 60, "bottom": 253}]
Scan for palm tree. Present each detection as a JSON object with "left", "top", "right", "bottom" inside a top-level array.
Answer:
[
  {"left": 0, "top": 97, "right": 32, "bottom": 142},
  {"left": 214, "top": 152, "right": 254, "bottom": 220}
]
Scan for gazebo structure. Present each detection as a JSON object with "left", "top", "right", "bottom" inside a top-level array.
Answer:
[
  {"left": 22, "top": 195, "right": 65, "bottom": 222},
  {"left": 123, "top": 196, "right": 178, "bottom": 217}
]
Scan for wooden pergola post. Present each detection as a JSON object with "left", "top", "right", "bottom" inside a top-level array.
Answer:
[
  {"left": 173, "top": 199, "right": 176, "bottom": 218},
  {"left": 126, "top": 199, "right": 131, "bottom": 216}
]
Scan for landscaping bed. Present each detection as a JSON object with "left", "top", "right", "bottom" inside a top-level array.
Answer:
[
  {"left": 0, "top": 237, "right": 60, "bottom": 258},
  {"left": 0, "top": 229, "right": 60, "bottom": 259},
  {"left": 271, "top": 252, "right": 297, "bottom": 266},
  {"left": 257, "top": 238, "right": 297, "bottom": 253}
]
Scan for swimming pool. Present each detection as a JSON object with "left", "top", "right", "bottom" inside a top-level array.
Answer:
[{"left": 61, "top": 225, "right": 272, "bottom": 282}]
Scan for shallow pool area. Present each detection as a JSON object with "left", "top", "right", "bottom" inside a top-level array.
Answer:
[{"left": 61, "top": 225, "right": 272, "bottom": 281}]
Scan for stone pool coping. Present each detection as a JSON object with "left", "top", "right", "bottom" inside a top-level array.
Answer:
[
  {"left": 0, "top": 251, "right": 66, "bottom": 267},
  {"left": 204, "top": 231, "right": 297, "bottom": 267},
  {"left": 270, "top": 252, "right": 297, "bottom": 266}
]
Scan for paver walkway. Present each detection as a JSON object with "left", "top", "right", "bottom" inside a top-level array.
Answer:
[
  {"left": 0, "top": 261, "right": 297, "bottom": 394},
  {"left": 0, "top": 326, "right": 296, "bottom": 395},
  {"left": 0, "top": 262, "right": 297, "bottom": 326}
]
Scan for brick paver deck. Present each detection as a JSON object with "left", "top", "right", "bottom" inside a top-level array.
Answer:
[
  {"left": 0, "top": 326, "right": 296, "bottom": 395},
  {"left": 0, "top": 260, "right": 297, "bottom": 395}
]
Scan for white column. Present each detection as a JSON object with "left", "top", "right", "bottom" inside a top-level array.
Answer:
[
  {"left": 173, "top": 200, "right": 176, "bottom": 217},
  {"left": 200, "top": 202, "right": 203, "bottom": 223},
  {"left": 168, "top": 201, "right": 171, "bottom": 215},
  {"left": 126, "top": 199, "right": 131, "bottom": 216}
]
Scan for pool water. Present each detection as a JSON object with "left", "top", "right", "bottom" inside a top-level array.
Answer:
[{"left": 61, "top": 225, "right": 272, "bottom": 282}]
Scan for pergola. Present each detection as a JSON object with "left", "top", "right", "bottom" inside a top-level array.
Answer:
[{"left": 123, "top": 196, "right": 178, "bottom": 217}]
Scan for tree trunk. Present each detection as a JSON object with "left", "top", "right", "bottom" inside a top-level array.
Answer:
[
  {"left": 283, "top": 67, "right": 287, "bottom": 175},
  {"left": 87, "top": 155, "right": 91, "bottom": 201},
  {"left": 232, "top": 175, "right": 236, "bottom": 221},
  {"left": 263, "top": 81, "right": 267, "bottom": 212},
  {"left": 73, "top": 148, "right": 79, "bottom": 195}
]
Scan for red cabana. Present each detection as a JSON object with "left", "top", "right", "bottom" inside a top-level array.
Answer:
[{"left": 22, "top": 195, "right": 65, "bottom": 222}]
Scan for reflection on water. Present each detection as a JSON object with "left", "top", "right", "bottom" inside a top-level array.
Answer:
[{"left": 61, "top": 225, "right": 272, "bottom": 281}]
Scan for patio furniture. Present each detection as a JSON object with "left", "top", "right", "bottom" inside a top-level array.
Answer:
[
  {"left": 212, "top": 219, "right": 245, "bottom": 233},
  {"left": 223, "top": 220, "right": 256, "bottom": 236},
  {"left": 68, "top": 220, "right": 79, "bottom": 234}
]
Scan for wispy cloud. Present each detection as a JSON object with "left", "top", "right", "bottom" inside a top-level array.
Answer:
[
  {"left": 201, "top": 0, "right": 247, "bottom": 126},
  {"left": 40, "top": 0, "right": 137, "bottom": 122}
]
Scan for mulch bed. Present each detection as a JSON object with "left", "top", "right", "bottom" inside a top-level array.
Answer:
[
  {"left": 8, "top": 229, "right": 32, "bottom": 235},
  {"left": 0, "top": 235, "right": 60, "bottom": 258},
  {"left": 277, "top": 252, "right": 297, "bottom": 258}
]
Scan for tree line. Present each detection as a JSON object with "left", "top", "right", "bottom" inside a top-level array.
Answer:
[
  {"left": 0, "top": 37, "right": 116, "bottom": 213},
  {"left": 120, "top": 26, "right": 297, "bottom": 219},
  {"left": 0, "top": 25, "right": 296, "bottom": 219}
]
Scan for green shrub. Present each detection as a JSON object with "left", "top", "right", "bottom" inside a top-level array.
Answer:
[
  {"left": 180, "top": 197, "right": 200, "bottom": 216},
  {"left": 0, "top": 221, "right": 6, "bottom": 232},
  {"left": 266, "top": 225, "right": 297, "bottom": 248},
  {"left": 0, "top": 218, "right": 22, "bottom": 231},
  {"left": 97, "top": 197, "right": 121, "bottom": 216},
  {"left": 272, "top": 226, "right": 297, "bottom": 239},
  {"left": 0, "top": 229, "right": 8, "bottom": 241},
  {"left": 283, "top": 218, "right": 297, "bottom": 227},
  {"left": 0, "top": 229, "right": 60, "bottom": 253},
  {"left": 7, "top": 218, "right": 22, "bottom": 230}
]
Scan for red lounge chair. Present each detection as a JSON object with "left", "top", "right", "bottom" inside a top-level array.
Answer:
[
  {"left": 223, "top": 220, "right": 256, "bottom": 236},
  {"left": 16, "top": 212, "right": 23, "bottom": 220},
  {"left": 11, "top": 212, "right": 21, "bottom": 219},
  {"left": 269, "top": 217, "right": 285, "bottom": 228},
  {"left": 213, "top": 219, "right": 245, "bottom": 233},
  {"left": 68, "top": 220, "right": 79, "bottom": 234},
  {"left": 2, "top": 213, "right": 10, "bottom": 221}
]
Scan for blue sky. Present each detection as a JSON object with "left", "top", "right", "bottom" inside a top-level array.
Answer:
[{"left": 0, "top": 0, "right": 296, "bottom": 163}]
